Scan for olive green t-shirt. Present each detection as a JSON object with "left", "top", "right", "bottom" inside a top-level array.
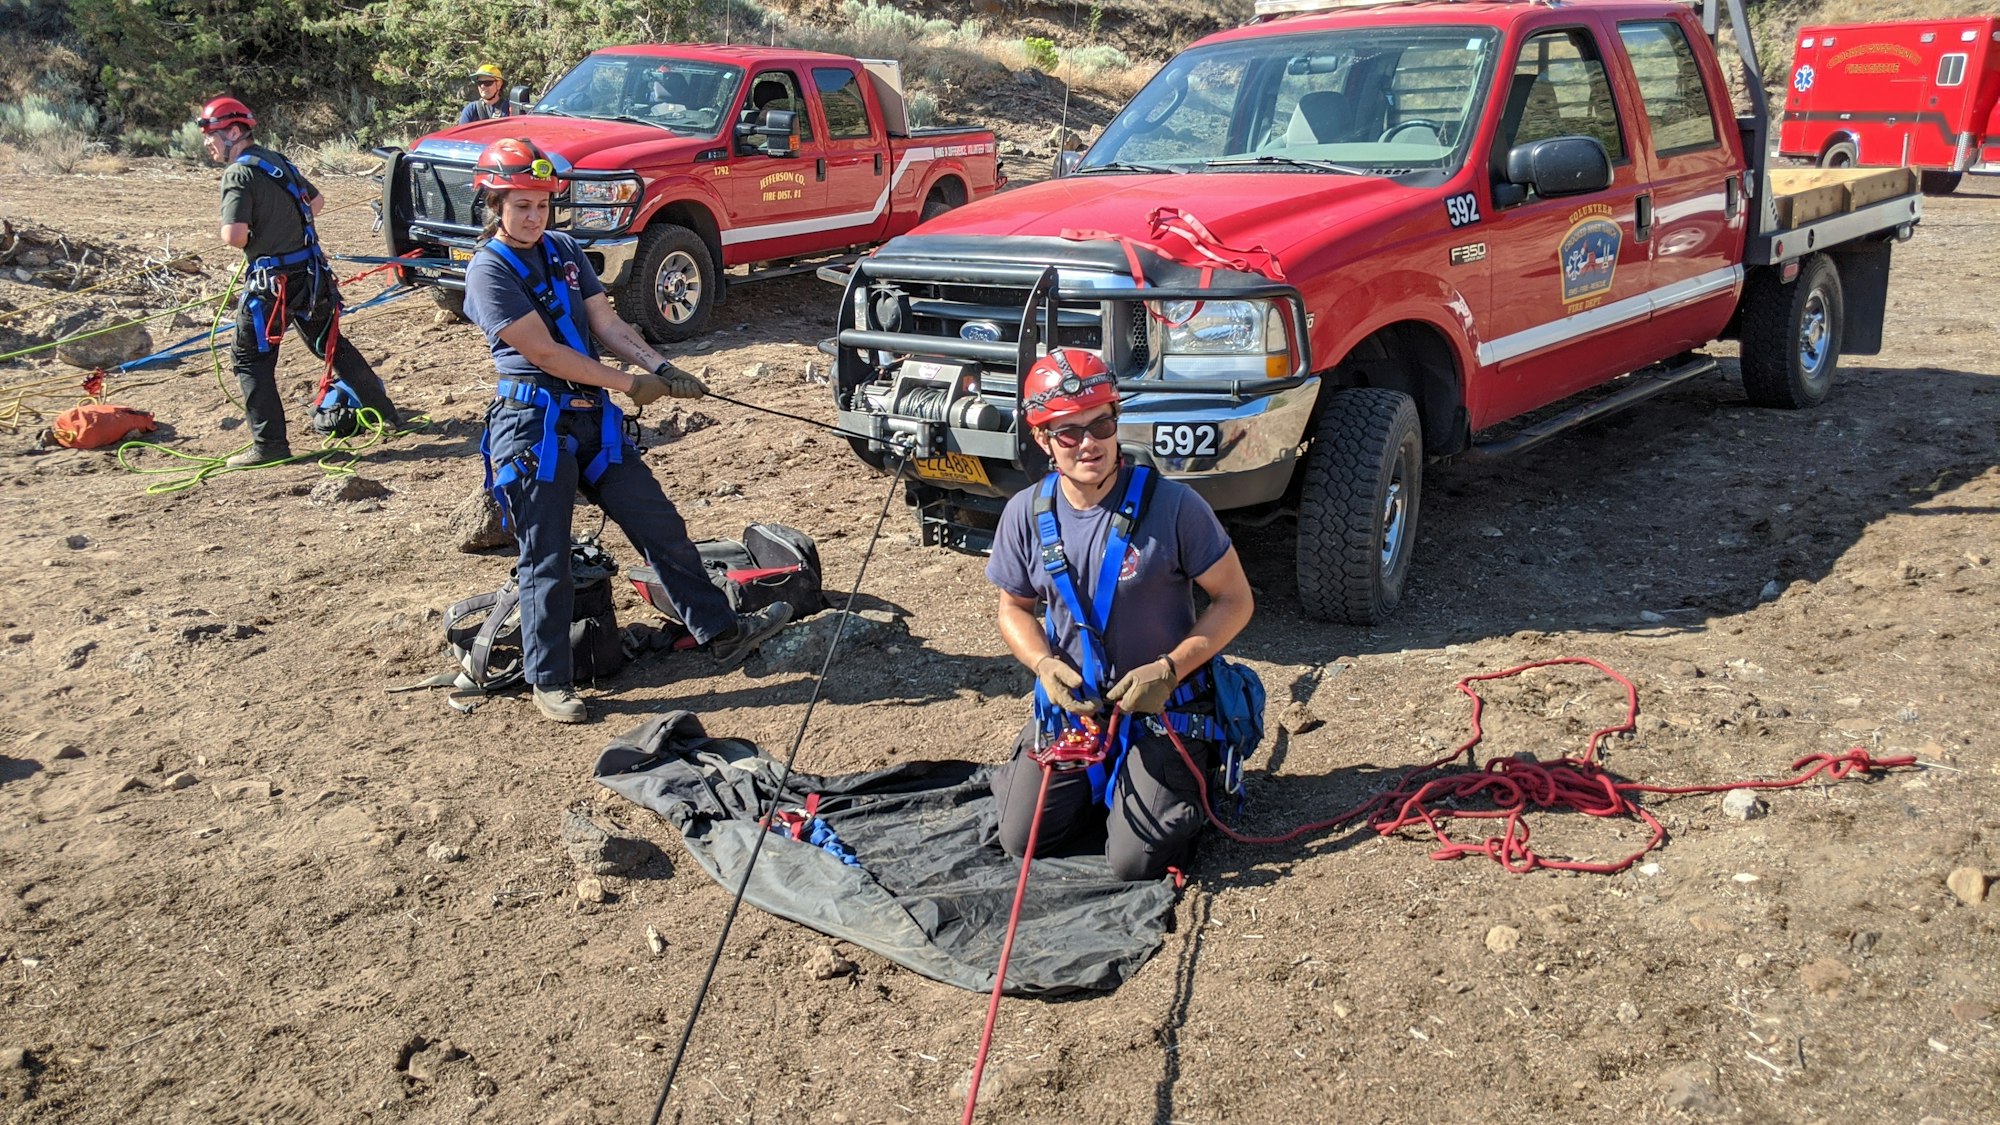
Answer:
[{"left": 218, "top": 144, "right": 321, "bottom": 262}]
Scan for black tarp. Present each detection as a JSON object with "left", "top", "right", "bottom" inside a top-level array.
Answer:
[{"left": 593, "top": 712, "right": 1178, "bottom": 996}]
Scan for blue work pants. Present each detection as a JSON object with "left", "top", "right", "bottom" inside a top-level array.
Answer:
[{"left": 487, "top": 395, "right": 736, "bottom": 686}]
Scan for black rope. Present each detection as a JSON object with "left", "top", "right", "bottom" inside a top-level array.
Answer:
[
  {"left": 703, "top": 389, "right": 896, "bottom": 448},
  {"left": 646, "top": 450, "right": 913, "bottom": 1125}
]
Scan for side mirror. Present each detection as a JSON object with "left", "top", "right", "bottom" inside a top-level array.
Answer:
[
  {"left": 1052, "top": 150, "right": 1083, "bottom": 178},
  {"left": 733, "top": 108, "right": 797, "bottom": 158},
  {"left": 510, "top": 84, "right": 533, "bottom": 111},
  {"left": 1503, "top": 136, "right": 1612, "bottom": 198}
]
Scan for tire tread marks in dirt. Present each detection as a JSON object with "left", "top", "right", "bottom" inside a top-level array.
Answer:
[
  {"left": 1739, "top": 251, "right": 1841, "bottom": 410},
  {"left": 1295, "top": 386, "right": 1422, "bottom": 624}
]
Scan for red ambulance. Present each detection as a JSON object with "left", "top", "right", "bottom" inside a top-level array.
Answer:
[{"left": 1778, "top": 16, "right": 2000, "bottom": 194}]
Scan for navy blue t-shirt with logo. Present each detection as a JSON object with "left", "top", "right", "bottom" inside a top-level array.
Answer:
[
  {"left": 462, "top": 230, "right": 605, "bottom": 379},
  {"left": 986, "top": 466, "right": 1232, "bottom": 688}
]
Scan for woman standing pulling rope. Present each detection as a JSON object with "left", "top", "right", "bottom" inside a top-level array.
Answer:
[{"left": 461, "top": 138, "right": 789, "bottom": 724}]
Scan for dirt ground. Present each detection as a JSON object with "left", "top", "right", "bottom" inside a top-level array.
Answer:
[{"left": 1, "top": 142, "right": 1997, "bottom": 1125}]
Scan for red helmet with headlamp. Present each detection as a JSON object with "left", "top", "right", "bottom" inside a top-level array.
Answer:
[
  {"left": 1021, "top": 348, "right": 1118, "bottom": 428},
  {"left": 473, "top": 137, "right": 566, "bottom": 193}
]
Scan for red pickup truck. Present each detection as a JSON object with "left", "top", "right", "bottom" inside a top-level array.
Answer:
[
  {"left": 377, "top": 45, "right": 1002, "bottom": 340},
  {"left": 830, "top": 0, "right": 1922, "bottom": 624}
]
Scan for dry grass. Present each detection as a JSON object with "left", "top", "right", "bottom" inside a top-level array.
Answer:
[{"left": 75, "top": 151, "right": 130, "bottom": 175}]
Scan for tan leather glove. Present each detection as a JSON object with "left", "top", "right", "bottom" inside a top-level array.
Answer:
[
  {"left": 1034, "top": 655, "right": 1097, "bottom": 715},
  {"left": 1106, "top": 657, "right": 1178, "bottom": 715},
  {"left": 627, "top": 370, "right": 672, "bottom": 406},
  {"left": 665, "top": 370, "right": 708, "bottom": 399}
]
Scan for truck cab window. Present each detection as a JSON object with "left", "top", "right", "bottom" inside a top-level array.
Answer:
[
  {"left": 1498, "top": 29, "right": 1627, "bottom": 163},
  {"left": 745, "top": 71, "right": 815, "bottom": 147},
  {"left": 814, "top": 68, "right": 873, "bottom": 140},
  {"left": 1617, "top": 21, "right": 1720, "bottom": 153}
]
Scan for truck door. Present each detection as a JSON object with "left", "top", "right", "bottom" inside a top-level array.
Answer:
[
  {"left": 811, "top": 65, "right": 891, "bottom": 243},
  {"left": 1613, "top": 16, "right": 1743, "bottom": 356},
  {"left": 1927, "top": 28, "right": 1979, "bottom": 170},
  {"left": 723, "top": 67, "right": 825, "bottom": 258},
  {"left": 1478, "top": 23, "right": 1653, "bottom": 420}
]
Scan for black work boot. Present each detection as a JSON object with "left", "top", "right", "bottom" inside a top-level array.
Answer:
[{"left": 708, "top": 603, "right": 793, "bottom": 669}]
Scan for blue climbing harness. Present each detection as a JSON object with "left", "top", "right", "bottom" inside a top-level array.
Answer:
[
  {"left": 1031, "top": 466, "right": 1155, "bottom": 804},
  {"left": 477, "top": 236, "right": 625, "bottom": 528},
  {"left": 1031, "top": 465, "right": 1267, "bottom": 810},
  {"left": 234, "top": 153, "right": 328, "bottom": 356}
]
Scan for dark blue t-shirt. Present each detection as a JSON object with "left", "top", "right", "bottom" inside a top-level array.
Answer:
[
  {"left": 986, "top": 467, "right": 1232, "bottom": 689},
  {"left": 462, "top": 231, "right": 605, "bottom": 379}
]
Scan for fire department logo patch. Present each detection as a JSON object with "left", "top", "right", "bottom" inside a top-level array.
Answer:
[
  {"left": 1559, "top": 207, "right": 1621, "bottom": 305},
  {"left": 1793, "top": 65, "right": 1815, "bottom": 92},
  {"left": 562, "top": 261, "right": 581, "bottom": 290},
  {"left": 1119, "top": 544, "right": 1142, "bottom": 582}
]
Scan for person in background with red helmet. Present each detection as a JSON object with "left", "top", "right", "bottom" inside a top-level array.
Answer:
[
  {"left": 458, "top": 64, "right": 516, "bottom": 125},
  {"left": 199, "top": 95, "right": 402, "bottom": 466},
  {"left": 461, "top": 137, "right": 790, "bottom": 724},
  {"left": 985, "top": 348, "right": 1255, "bottom": 880}
]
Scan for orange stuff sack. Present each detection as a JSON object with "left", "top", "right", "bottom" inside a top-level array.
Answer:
[{"left": 52, "top": 403, "right": 157, "bottom": 449}]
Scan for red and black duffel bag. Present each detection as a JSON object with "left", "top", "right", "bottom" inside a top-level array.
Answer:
[{"left": 628, "top": 522, "right": 826, "bottom": 624}]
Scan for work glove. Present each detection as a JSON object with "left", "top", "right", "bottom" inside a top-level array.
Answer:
[
  {"left": 654, "top": 361, "right": 708, "bottom": 400},
  {"left": 1034, "top": 655, "right": 1097, "bottom": 716},
  {"left": 627, "top": 370, "right": 672, "bottom": 407},
  {"left": 1106, "top": 657, "right": 1179, "bottom": 715}
]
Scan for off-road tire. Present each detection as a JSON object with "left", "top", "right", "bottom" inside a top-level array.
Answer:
[
  {"left": 1740, "top": 253, "right": 1842, "bottom": 409},
  {"left": 430, "top": 287, "right": 466, "bottom": 321},
  {"left": 920, "top": 179, "right": 964, "bottom": 223},
  {"left": 617, "top": 223, "right": 715, "bottom": 342},
  {"left": 1919, "top": 170, "right": 1963, "bottom": 196},
  {"left": 1295, "top": 387, "right": 1423, "bottom": 624},
  {"left": 1819, "top": 141, "right": 1857, "bottom": 168}
]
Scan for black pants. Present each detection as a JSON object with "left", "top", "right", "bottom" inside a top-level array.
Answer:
[
  {"left": 992, "top": 721, "right": 1216, "bottom": 882},
  {"left": 232, "top": 265, "right": 399, "bottom": 450}
]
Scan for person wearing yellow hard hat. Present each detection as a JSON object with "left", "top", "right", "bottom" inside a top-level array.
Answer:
[{"left": 458, "top": 64, "right": 517, "bottom": 125}]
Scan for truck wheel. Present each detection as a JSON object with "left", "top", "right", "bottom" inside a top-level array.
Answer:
[
  {"left": 1919, "top": 170, "right": 1962, "bottom": 195},
  {"left": 618, "top": 224, "right": 714, "bottom": 342},
  {"left": 1739, "top": 253, "right": 1842, "bottom": 410},
  {"left": 1295, "top": 387, "right": 1422, "bottom": 625},
  {"left": 1819, "top": 141, "right": 1857, "bottom": 168},
  {"left": 920, "top": 180, "right": 964, "bottom": 223}
]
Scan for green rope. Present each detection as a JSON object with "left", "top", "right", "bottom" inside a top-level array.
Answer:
[{"left": 115, "top": 407, "right": 431, "bottom": 496}]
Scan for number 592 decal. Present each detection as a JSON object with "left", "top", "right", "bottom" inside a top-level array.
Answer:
[
  {"left": 1445, "top": 191, "right": 1482, "bottom": 228},
  {"left": 1153, "top": 422, "right": 1221, "bottom": 459}
]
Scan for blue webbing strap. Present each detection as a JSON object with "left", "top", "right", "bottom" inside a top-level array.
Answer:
[{"left": 1032, "top": 466, "right": 1152, "bottom": 804}]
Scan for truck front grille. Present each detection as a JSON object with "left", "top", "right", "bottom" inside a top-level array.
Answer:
[{"left": 407, "top": 162, "right": 481, "bottom": 228}]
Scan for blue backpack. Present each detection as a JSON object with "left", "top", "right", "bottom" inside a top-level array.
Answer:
[{"left": 1209, "top": 657, "right": 1266, "bottom": 799}]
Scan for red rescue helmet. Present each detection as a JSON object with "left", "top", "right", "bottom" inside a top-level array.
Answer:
[
  {"left": 196, "top": 96, "right": 256, "bottom": 134},
  {"left": 1021, "top": 348, "right": 1118, "bottom": 427},
  {"left": 473, "top": 137, "right": 565, "bottom": 193}
]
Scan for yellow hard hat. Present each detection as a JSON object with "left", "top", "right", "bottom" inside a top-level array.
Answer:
[{"left": 472, "top": 64, "right": 504, "bottom": 82}]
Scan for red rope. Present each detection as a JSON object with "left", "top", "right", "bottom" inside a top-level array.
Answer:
[{"left": 1162, "top": 657, "right": 1916, "bottom": 875}]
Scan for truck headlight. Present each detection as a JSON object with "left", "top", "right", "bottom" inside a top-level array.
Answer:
[
  {"left": 1155, "top": 300, "right": 1293, "bottom": 376},
  {"left": 572, "top": 179, "right": 640, "bottom": 205},
  {"left": 571, "top": 206, "right": 625, "bottom": 232}
]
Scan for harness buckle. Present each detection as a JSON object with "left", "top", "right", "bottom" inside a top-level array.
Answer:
[{"left": 1038, "top": 540, "right": 1066, "bottom": 570}]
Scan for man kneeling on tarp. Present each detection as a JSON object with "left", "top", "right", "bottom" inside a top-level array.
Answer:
[{"left": 986, "top": 348, "right": 1255, "bottom": 881}]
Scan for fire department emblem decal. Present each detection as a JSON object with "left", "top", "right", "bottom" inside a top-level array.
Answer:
[
  {"left": 561, "top": 261, "right": 581, "bottom": 290},
  {"left": 1559, "top": 207, "right": 1621, "bottom": 305},
  {"left": 1118, "top": 544, "right": 1142, "bottom": 582},
  {"left": 1793, "top": 65, "right": 1815, "bottom": 92}
]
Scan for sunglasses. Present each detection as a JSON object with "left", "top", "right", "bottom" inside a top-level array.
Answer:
[
  {"left": 1045, "top": 415, "right": 1119, "bottom": 448},
  {"left": 476, "top": 79, "right": 502, "bottom": 87}
]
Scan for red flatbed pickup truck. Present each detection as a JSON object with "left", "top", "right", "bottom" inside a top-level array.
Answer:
[
  {"left": 377, "top": 45, "right": 1002, "bottom": 340},
  {"left": 1777, "top": 16, "right": 2000, "bottom": 195},
  {"left": 830, "top": 0, "right": 1923, "bottom": 623}
]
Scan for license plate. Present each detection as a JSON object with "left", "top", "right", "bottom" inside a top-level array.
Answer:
[
  {"left": 448, "top": 246, "right": 473, "bottom": 264},
  {"left": 1152, "top": 422, "right": 1222, "bottom": 459},
  {"left": 913, "top": 452, "right": 991, "bottom": 487}
]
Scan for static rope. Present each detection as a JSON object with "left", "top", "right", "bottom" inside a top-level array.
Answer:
[
  {"left": 704, "top": 388, "right": 900, "bottom": 448},
  {"left": 646, "top": 446, "right": 913, "bottom": 1125},
  {"left": 1158, "top": 657, "right": 1917, "bottom": 874}
]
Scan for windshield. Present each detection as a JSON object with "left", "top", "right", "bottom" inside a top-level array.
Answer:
[
  {"left": 535, "top": 55, "right": 745, "bottom": 137},
  {"left": 1082, "top": 25, "right": 1500, "bottom": 176}
]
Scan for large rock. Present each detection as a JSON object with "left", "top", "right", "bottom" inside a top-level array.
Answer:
[
  {"left": 310, "top": 475, "right": 390, "bottom": 505},
  {"left": 52, "top": 311, "right": 154, "bottom": 370},
  {"left": 755, "top": 609, "right": 905, "bottom": 674},
  {"left": 448, "top": 486, "right": 513, "bottom": 552},
  {"left": 560, "top": 811, "right": 659, "bottom": 875}
]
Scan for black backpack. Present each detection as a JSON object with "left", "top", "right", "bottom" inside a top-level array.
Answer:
[
  {"left": 628, "top": 522, "right": 825, "bottom": 623},
  {"left": 395, "top": 540, "right": 626, "bottom": 697}
]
